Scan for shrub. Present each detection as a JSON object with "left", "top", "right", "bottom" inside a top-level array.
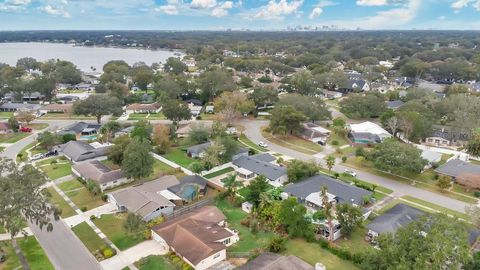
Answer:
[
  {"left": 101, "top": 194, "right": 108, "bottom": 202},
  {"left": 474, "top": 191, "right": 480, "bottom": 198},
  {"left": 341, "top": 156, "right": 347, "bottom": 163},
  {"left": 90, "top": 215, "right": 96, "bottom": 220},
  {"left": 102, "top": 247, "right": 114, "bottom": 258},
  {"left": 331, "top": 140, "right": 339, "bottom": 146},
  {"left": 333, "top": 172, "right": 340, "bottom": 178},
  {"left": 267, "top": 236, "right": 287, "bottom": 253},
  {"left": 196, "top": 115, "right": 202, "bottom": 120},
  {"left": 80, "top": 206, "right": 87, "bottom": 212},
  {"left": 355, "top": 147, "right": 365, "bottom": 157},
  {"left": 430, "top": 162, "right": 439, "bottom": 169},
  {"left": 77, "top": 177, "right": 86, "bottom": 185}
]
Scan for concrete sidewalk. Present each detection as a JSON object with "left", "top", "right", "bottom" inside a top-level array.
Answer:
[{"left": 100, "top": 240, "right": 168, "bottom": 270}]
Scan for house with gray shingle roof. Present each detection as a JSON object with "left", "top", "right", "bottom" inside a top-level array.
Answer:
[
  {"left": 367, "top": 203, "right": 426, "bottom": 237},
  {"left": 435, "top": 159, "right": 480, "bottom": 179},
  {"left": 57, "top": 141, "right": 111, "bottom": 162},
  {"left": 232, "top": 154, "right": 286, "bottom": 187},
  {"left": 72, "top": 160, "right": 130, "bottom": 191}
]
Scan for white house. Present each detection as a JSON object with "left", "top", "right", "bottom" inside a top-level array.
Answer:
[{"left": 72, "top": 160, "right": 131, "bottom": 191}]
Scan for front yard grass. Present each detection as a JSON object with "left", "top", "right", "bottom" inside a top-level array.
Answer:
[
  {"left": 72, "top": 222, "right": 109, "bottom": 260},
  {"left": 400, "top": 195, "right": 468, "bottom": 220},
  {"left": 238, "top": 134, "right": 267, "bottom": 152},
  {"left": 215, "top": 198, "right": 276, "bottom": 253},
  {"left": 284, "top": 238, "right": 360, "bottom": 270},
  {"left": 0, "top": 241, "right": 21, "bottom": 270},
  {"left": 17, "top": 236, "right": 54, "bottom": 270},
  {"left": 45, "top": 187, "right": 76, "bottom": 218},
  {"left": 25, "top": 123, "right": 48, "bottom": 130},
  {"left": 162, "top": 148, "right": 196, "bottom": 168},
  {"left": 93, "top": 214, "right": 145, "bottom": 251},
  {"left": 204, "top": 167, "right": 234, "bottom": 179},
  {"left": 59, "top": 179, "right": 105, "bottom": 211},
  {"left": 0, "top": 112, "right": 14, "bottom": 119},
  {"left": 0, "top": 132, "right": 30, "bottom": 144},
  {"left": 128, "top": 113, "right": 166, "bottom": 120},
  {"left": 144, "top": 159, "right": 179, "bottom": 181},
  {"left": 336, "top": 227, "right": 373, "bottom": 254},
  {"left": 134, "top": 255, "right": 178, "bottom": 270},
  {"left": 38, "top": 157, "right": 72, "bottom": 180},
  {"left": 260, "top": 128, "right": 322, "bottom": 155}
]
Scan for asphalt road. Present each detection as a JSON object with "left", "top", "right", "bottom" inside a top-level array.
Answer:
[
  {"left": 28, "top": 216, "right": 101, "bottom": 270},
  {"left": 239, "top": 119, "right": 473, "bottom": 214}
]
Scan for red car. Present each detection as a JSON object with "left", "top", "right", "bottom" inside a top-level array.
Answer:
[{"left": 19, "top": 127, "right": 32, "bottom": 133}]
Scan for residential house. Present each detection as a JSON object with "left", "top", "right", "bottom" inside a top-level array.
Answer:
[
  {"left": 72, "top": 160, "right": 129, "bottom": 191},
  {"left": 176, "top": 122, "right": 213, "bottom": 138},
  {"left": 435, "top": 159, "right": 480, "bottom": 180},
  {"left": 337, "top": 79, "right": 370, "bottom": 93},
  {"left": 238, "top": 252, "right": 314, "bottom": 270},
  {"left": 125, "top": 103, "right": 162, "bottom": 114},
  {"left": 58, "top": 95, "right": 80, "bottom": 104},
  {"left": 186, "top": 142, "right": 212, "bottom": 158},
  {"left": 324, "top": 90, "right": 342, "bottom": 99},
  {"left": 114, "top": 126, "right": 134, "bottom": 137},
  {"left": 386, "top": 100, "right": 405, "bottom": 110},
  {"left": 421, "top": 149, "right": 442, "bottom": 166},
  {"left": 423, "top": 125, "right": 471, "bottom": 147},
  {"left": 348, "top": 121, "right": 392, "bottom": 145},
  {"left": 370, "top": 81, "right": 395, "bottom": 94},
  {"left": 0, "top": 122, "right": 12, "bottom": 134},
  {"left": 57, "top": 121, "right": 102, "bottom": 139},
  {"left": 299, "top": 123, "right": 331, "bottom": 145},
  {"left": 40, "top": 103, "right": 73, "bottom": 114},
  {"left": 73, "top": 83, "right": 95, "bottom": 91},
  {"left": 283, "top": 174, "right": 372, "bottom": 241},
  {"left": 367, "top": 203, "right": 427, "bottom": 238},
  {"left": 151, "top": 206, "right": 239, "bottom": 270},
  {"left": 57, "top": 141, "right": 111, "bottom": 162},
  {"left": 2, "top": 92, "right": 45, "bottom": 102},
  {"left": 232, "top": 154, "right": 287, "bottom": 187},
  {"left": 367, "top": 203, "right": 480, "bottom": 248},
  {"left": 0, "top": 103, "right": 42, "bottom": 114},
  {"left": 108, "top": 175, "right": 180, "bottom": 220}
]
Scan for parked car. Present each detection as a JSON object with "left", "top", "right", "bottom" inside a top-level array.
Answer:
[
  {"left": 19, "top": 127, "right": 32, "bottom": 132},
  {"left": 258, "top": 141, "right": 268, "bottom": 148},
  {"left": 44, "top": 150, "right": 58, "bottom": 157},
  {"left": 30, "top": 153, "right": 44, "bottom": 161},
  {"left": 344, "top": 169, "right": 357, "bottom": 177}
]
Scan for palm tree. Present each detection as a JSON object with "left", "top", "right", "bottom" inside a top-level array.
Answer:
[
  {"left": 222, "top": 174, "right": 243, "bottom": 200},
  {"left": 320, "top": 186, "right": 335, "bottom": 244},
  {"left": 326, "top": 156, "right": 335, "bottom": 174}
]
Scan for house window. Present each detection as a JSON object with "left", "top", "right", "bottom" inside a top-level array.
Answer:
[
  {"left": 113, "top": 180, "right": 117, "bottom": 184},
  {"left": 223, "top": 238, "right": 230, "bottom": 245},
  {"left": 213, "top": 253, "right": 220, "bottom": 259}
]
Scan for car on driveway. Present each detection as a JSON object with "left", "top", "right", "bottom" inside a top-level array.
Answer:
[
  {"left": 20, "top": 127, "right": 32, "bottom": 132},
  {"left": 258, "top": 141, "right": 268, "bottom": 148},
  {"left": 30, "top": 153, "right": 44, "bottom": 161},
  {"left": 344, "top": 169, "right": 357, "bottom": 177}
]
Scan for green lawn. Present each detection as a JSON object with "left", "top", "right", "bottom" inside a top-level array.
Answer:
[
  {"left": 261, "top": 129, "right": 322, "bottom": 155},
  {"left": 46, "top": 187, "right": 76, "bottom": 218},
  {"left": 162, "top": 148, "right": 196, "bottom": 168},
  {"left": 17, "top": 236, "right": 54, "bottom": 270},
  {"left": 144, "top": 159, "right": 178, "bottom": 181},
  {"left": 400, "top": 196, "right": 468, "bottom": 220},
  {"left": 0, "top": 146, "right": 4, "bottom": 152},
  {"left": 59, "top": 179, "right": 105, "bottom": 211},
  {"left": 0, "top": 132, "right": 30, "bottom": 144},
  {"left": 238, "top": 134, "right": 267, "bottom": 152},
  {"left": 327, "top": 132, "right": 350, "bottom": 146},
  {"left": 204, "top": 167, "right": 234, "bottom": 179},
  {"left": 42, "top": 113, "right": 95, "bottom": 120},
  {"left": 93, "top": 214, "right": 145, "bottom": 251},
  {"left": 72, "top": 222, "right": 108, "bottom": 258},
  {"left": 0, "top": 112, "right": 14, "bottom": 119},
  {"left": 128, "top": 113, "right": 166, "bottom": 120},
  {"left": 38, "top": 158, "right": 72, "bottom": 180},
  {"left": 215, "top": 198, "right": 276, "bottom": 253},
  {"left": 284, "top": 238, "right": 360, "bottom": 270},
  {"left": 16, "top": 143, "right": 46, "bottom": 162},
  {"left": 336, "top": 227, "right": 373, "bottom": 254},
  {"left": 0, "top": 241, "right": 21, "bottom": 270},
  {"left": 134, "top": 255, "right": 179, "bottom": 270}
]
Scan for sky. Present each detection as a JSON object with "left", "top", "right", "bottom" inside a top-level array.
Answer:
[{"left": 1, "top": 0, "right": 480, "bottom": 30}]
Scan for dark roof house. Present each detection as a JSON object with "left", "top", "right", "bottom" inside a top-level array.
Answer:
[
  {"left": 435, "top": 159, "right": 480, "bottom": 178},
  {"left": 168, "top": 175, "right": 208, "bottom": 201},
  {"left": 283, "top": 174, "right": 372, "bottom": 206},
  {"left": 58, "top": 141, "right": 110, "bottom": 162},
  {"left": 232, "top": 155, "right": 286, "bottom": 182},
  {"left": 72, "top": 160, "right": 124, "bottom": 185},
  {"left": 367, "top": 203, "right": 426, "bottom": 235},
  {"left": 58, "top": 121, "right": 102, "bottom": 136},
  {"left": 386, "top": 100, "right": 405, "bottom": 110}
]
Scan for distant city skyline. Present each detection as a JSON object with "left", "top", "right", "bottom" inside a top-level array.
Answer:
[{"left": 1, "top": 0, "right": 480, "bottom": 30}]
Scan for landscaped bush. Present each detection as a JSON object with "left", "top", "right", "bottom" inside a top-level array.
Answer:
[
  {"left": 101, "top": 194, "right": 108, "bottom": 202},
  {"left": 102, "top": 247, "right": 115, "bottom": 258},
  {"left": 331, "top": 140, "right": 339, "bottom": 146},
  {"left": 80, "top": 206, "right": 87, "bottom": 212},
  {"left": 355, "top": 147, "right": 366, "bottom": 157},
  {"left": 90, "top": 215, "right": 96, "bottom": 220},
  {"left": 342, "top": 156, "right": 347, "bottom": 163},
  {"left": 474, "top": 191, "right": 480, "bottom": 198},
  {"left": 267, "top": 236, "right": 287, "bottom": 253}
]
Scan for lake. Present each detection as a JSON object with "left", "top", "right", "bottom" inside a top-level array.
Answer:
[{"left": 0, "top": 42, "right": 181, "bottom": 72}]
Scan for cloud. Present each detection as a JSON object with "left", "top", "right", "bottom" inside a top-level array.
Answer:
[
  {"left": 254, "top": 0, "right": 304, "bottom": 20},
  {"left": 356, "top": 0, "right": 388, "bottom": 6},
  {"left": 0, "top": 0, "right": 31, "bottom": 12},
  {"left": 211, "top": 1, "right": 233, "bottom": 17},
  {"left": 316, "top": 0, "right": 337, "bottom": 8},
  {"left": 309, "top": 7, "right": 323, "bottom": 19},
  {"left": 41, "top": 4, "right": 71, "bottom": 18},
  {"left": 190, "top": 0, "right": 217, "bottom": 9},
  {"left": 155, "top": 0, "right": 180, "bottom": 15},
  {"left": 451, "top": 0, "right": 480, "bottom": 11}
]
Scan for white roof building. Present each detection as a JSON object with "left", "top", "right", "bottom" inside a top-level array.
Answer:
[{"left": 349, "top": 121, "right": 392, "bottom": 141}]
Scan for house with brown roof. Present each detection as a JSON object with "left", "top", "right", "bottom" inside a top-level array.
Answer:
[
  {"left": 151, "top": 206, "right": 239, "bottom": 270},
  {"left": 72, "top": 160, "right": 131, "bottom": 191},
  {"left": 0, "top": 122, "right": 12, "bottom": 134},
  {"left": 125, "top": 103, "right": 161, "bottom": 114},
  {"left": 40, "top": 103, "right": 73, "bottom": 114},
  {"left": 108, "top": 175, "right": 181, "bottom": 221}
]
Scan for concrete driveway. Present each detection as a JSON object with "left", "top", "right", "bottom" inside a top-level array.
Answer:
[{"left": 100, "top": 240, "right": 168, "bottom": 270}]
